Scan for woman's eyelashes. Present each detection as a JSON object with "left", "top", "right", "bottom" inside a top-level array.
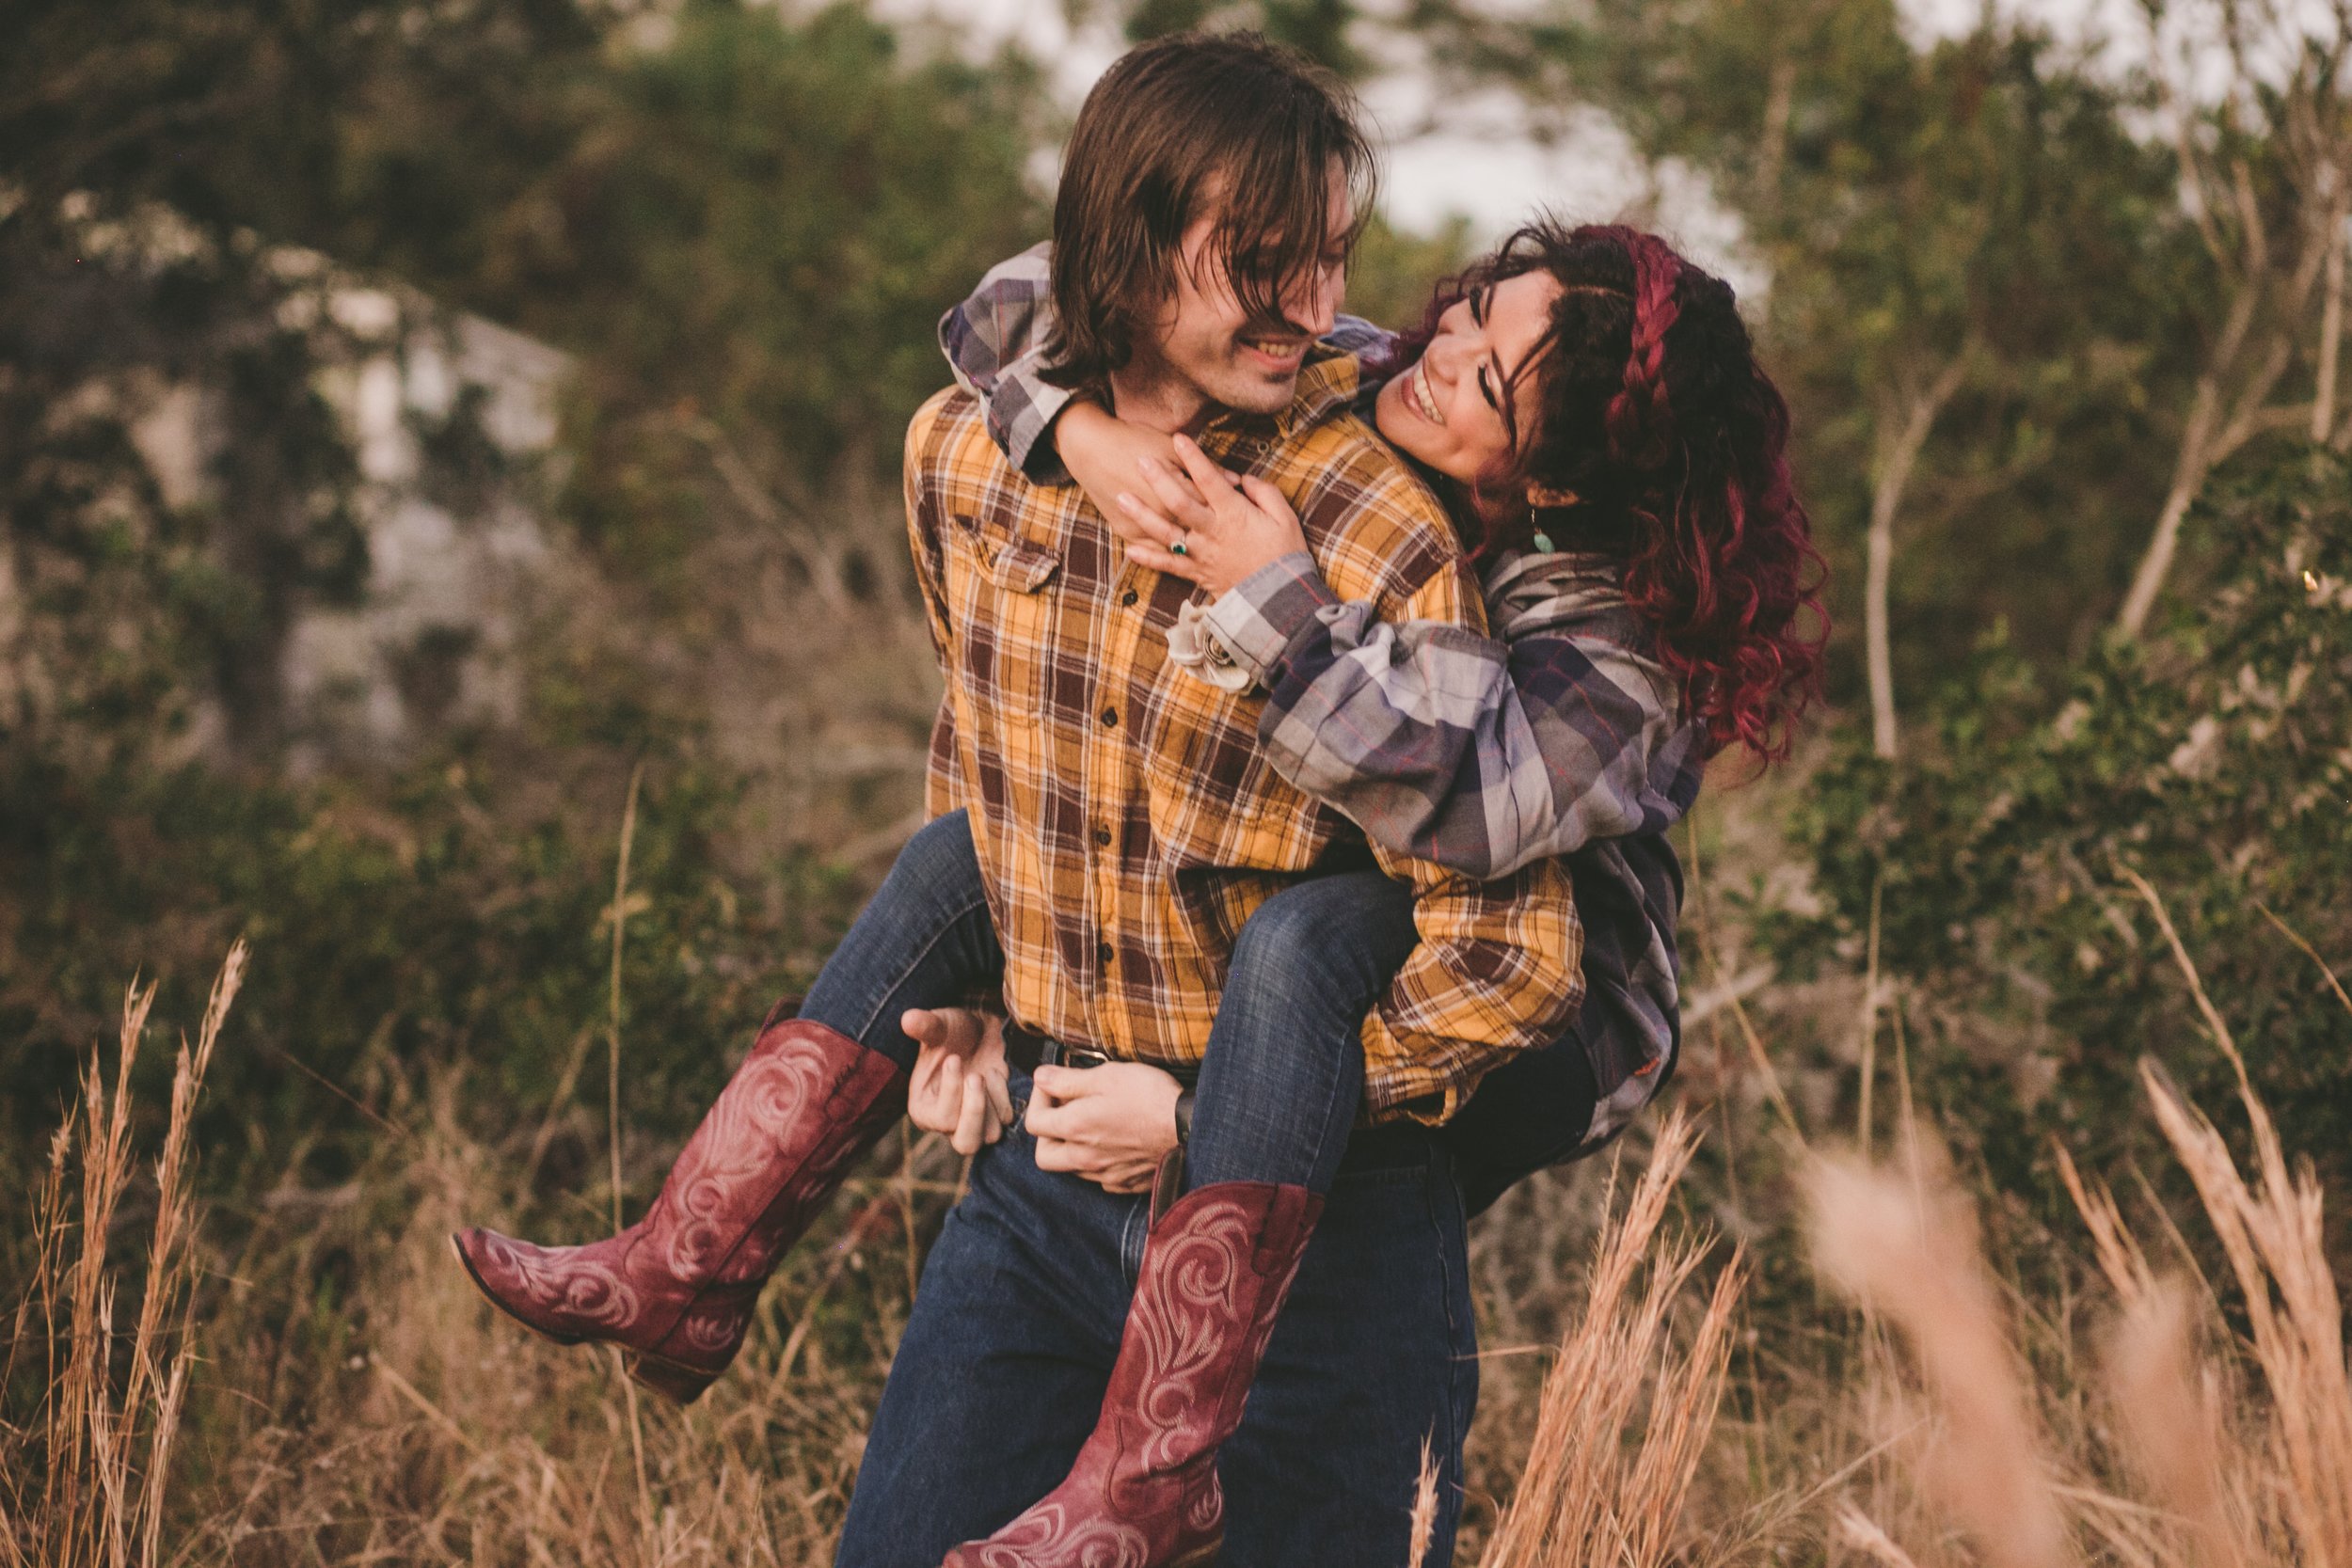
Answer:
[{"left": 1460, "top": 289, "right": 1502, "bottom": 412}]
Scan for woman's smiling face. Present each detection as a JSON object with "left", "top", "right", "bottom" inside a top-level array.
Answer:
[{"left": 1373, "top": 267, "right": 1565, "bottom": 491}]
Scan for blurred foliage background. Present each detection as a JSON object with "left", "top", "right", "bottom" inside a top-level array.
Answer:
[{"left": 1, "top": 0, "right": 2347, "bottom": 1554}]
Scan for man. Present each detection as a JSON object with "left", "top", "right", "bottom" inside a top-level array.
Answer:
[{"left": 834, "top": 33, "right": 1583, "bottom": 1568}]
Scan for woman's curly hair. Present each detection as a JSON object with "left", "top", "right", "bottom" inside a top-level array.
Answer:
[{"left": 1375, "top": 219, "right": 1828, "bottom": 765}]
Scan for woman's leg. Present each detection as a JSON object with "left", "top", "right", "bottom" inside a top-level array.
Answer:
[
  {"left": 796, "top": 808, "right": 1004, "bottom": 1069},
  {"left": 1438, "top": 1023, "right": 1600, "bottom": 1217},
  {"left": 1187, "top": 863, "right": 1617, "bottom": 1214},
  {"left": 1182, "top": 870, "right": 1420, "bottom": 1195},
  {"left": 455, "top": 811, "right": 1004, "bottom": 1402}
]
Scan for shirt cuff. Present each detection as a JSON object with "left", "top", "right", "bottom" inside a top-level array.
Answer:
[
  {"left": 1167, "top": 600, "right": 1257, "bottom": 693},
  {"left": 1010, "top": 390, "right": 1075, "bottom": 483},
  {"left": 1200, "top": 553, "right": 1339, "bottom": 684}
]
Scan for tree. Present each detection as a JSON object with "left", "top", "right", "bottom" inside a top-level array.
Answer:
[
  {"left": 1789, "top": 445, "right": 2352, "bottom": 1222},
  {"left": 0, "top": 0, "right": 603, "bottom": 753},
  {"left": 2113, "top": 0, "right": 2352, "bottom": 636},
  {"left": 516, "top": 6, "right": 1047, "bottom": 594},
  {"left": 2, "top": 0, "right": 1052, "bottom": 765},
  {"left": 1095, "top": 0, "right": 1371, "bottom": 74},
  {"left": 0, "top": 0, "right": 1052, "bottom": 1165},
  {"left": 1414, "top": 0, "right": 2198, "bottom": 745}
]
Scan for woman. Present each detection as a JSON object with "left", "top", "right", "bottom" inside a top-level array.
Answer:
[
  {"left": 453, "top": 220, "right": 1821, "bottom": 1566},
  {"left": 931, "top": 218, "right": 1819, "bottom": 1196}
]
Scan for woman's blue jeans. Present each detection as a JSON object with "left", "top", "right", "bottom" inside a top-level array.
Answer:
[
  {"left": 1184, "top": 864, "right": 1602, "bottom": 1205},
  {"left": 798, "top": 809, "right": 1600, "bottom": 1210},
  {"left": 796, "top": 811, "right": 1005, "bottom": 1072}
]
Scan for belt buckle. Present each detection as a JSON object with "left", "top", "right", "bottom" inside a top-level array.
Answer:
[{"left": 1058, "top": 1044, "right": 1112, "bottom": 1070}]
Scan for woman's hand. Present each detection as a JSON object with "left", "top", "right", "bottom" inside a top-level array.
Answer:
[
  {"left": 903, "top": 1007, "right": 1014, "bottom": 1156},
  {"left": 1025, "top": 1062, "right": 1184, "bottom": 1195},
  {"left": 1056, "top": 402, "right": 1178, "bottom": 546},
  {"left": 1119, "top": 434, "right": 1309, "bottom": 597}
]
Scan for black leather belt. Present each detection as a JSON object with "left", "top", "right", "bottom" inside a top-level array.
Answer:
[
  {"left": 998, "top": 1023, "right": 1430, "bottom": 1180},
  {"left": 1002, "top": 1022, "right": 1200, "bottom": 1088}
]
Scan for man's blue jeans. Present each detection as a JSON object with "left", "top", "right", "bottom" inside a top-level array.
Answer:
[
  {"left": 831, "top": 1070, "right": 1478, "bottom": 1567},
  {"left": 796, "top": 810, "right": 1594, "bottom": 1562}
]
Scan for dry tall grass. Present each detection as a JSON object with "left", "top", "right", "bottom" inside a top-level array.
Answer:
[
  {"left": 5, "top": 899, "right": 2346, "bottom": 1566},
  {"left": 4, "top": 943, "right": 244, "bottom": 1568},
  {"left": 1810, "top": 1130, "right": 2072, "bottom": 1568},
  {"left": 2, "top": 943, "right": 907, "bottom": 1565},
  {"left": 1804, "top": 878, "right": 2352, "bottom": 1568},
  {"left": 1809, "top": 1056, "right": 2352, "bottom": 1568},
  {"left": 1476, "top": 1112, "right": 1743, "bottom": 1568}
]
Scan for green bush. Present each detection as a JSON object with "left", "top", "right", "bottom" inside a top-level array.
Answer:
[
  {"left": 0, "top": 743, "right": 869, "bottom": 1193},
  {"left": 0, "top": 0, "right": 1045, "bottom": 1194},
  {"left": 1784, "top": 447, "right": 2352, "bottom": 1227}
]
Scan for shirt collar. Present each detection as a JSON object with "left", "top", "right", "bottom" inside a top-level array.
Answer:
[{"left": 1481, "top": 545, "right": 1626, "bottom": 608}]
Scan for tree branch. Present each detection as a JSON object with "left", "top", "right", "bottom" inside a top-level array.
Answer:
[
  {"left": 2119, "top": 371, "right": 2225, "bottom": 639},
  {"left": 2313, "top": 190, "right": 2346, "bottom": 443},
  {"left": 2117, "top": 152, "right": 2296, "bottom": 637},
  {"left": 2231, "top": 158, "right": 2269, "bottom": 282},
  {"left": 681, "top": 417, "right": 853, "bottom": 613},
  {"left": 1865, "top": 347, "right": 1973, "bottom": 759}
]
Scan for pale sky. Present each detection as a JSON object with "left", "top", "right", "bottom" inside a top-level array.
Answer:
[
  {"left": 864, "top": 0, "right": 1721, "bottom": 252},
  {"left": 862, "top": 0, "right": 2302, "bottom": 290}
]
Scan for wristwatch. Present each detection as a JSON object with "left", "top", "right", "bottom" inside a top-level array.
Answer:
[{"left": 1172, "top": 1086, "right": 1197, "bottom": 1148}]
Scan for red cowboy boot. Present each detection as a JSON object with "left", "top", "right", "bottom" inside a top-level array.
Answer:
[
  {"left": 452, "top": 1013, "right": 905, "bottom": 1403},
  {"left": 944, "top": 1180, "right": 1324, "bottom": 1568}
]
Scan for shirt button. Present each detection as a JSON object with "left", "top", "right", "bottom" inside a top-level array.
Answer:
[
  {"left": 1093, "top": 825, "right": 1113, "bottom": 847},
  {"left": 1100, "top": 706, "right": 1119, "bottom": 728},
  {"left": 1096, "top": 940, "right": 1115, "bottom": 967},
  {"left": 1120, "top": 587, "right": 1139, "bottom": 608}
]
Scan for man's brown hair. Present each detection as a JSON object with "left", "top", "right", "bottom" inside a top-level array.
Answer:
[{"left": 1041, "top": 31, "right": 1376, "bottom": 391}]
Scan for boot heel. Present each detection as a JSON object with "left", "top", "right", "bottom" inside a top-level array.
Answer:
[{"left": 625, "top": 1351, "right": 718, "bottom": 1405}]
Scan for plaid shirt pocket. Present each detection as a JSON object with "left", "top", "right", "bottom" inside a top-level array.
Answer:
[
  {"left": 984, "top": 538, "right": 1060, "bottom": 594},
  {"left": 946, "top": 513, "right": 1061, "bottom": 722}
]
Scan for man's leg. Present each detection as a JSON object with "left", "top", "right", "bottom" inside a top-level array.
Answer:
[
  {"left": 836, "top": 1070, "right": 1146, "bottom": 1568},
  {"left": 1216, "top": 1136, "right": 1478, "bottom": 1568},
  {"left": 943, "top": 874, "right": 1459, "bottom": 1566}
]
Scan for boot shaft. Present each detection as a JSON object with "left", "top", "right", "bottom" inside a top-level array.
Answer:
[
  {"left": 1103, "top": 1181, "right": 1323, "bottom": 1449},
  {"left": 453, "top": 1017, "right": 906, "bottom": 1400},
  {"left": 943, "top": 1180, "right": 1325, "bottom": 1567},
  {"left": 642, "top": 1020, "right": 907, "bottom": 1289}
]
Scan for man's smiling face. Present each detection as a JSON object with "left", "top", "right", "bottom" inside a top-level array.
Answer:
[{"left": 1137, "top": 164, "right": 1352, "bottom": 422}]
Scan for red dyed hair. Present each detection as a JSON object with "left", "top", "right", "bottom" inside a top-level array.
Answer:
[{"left": 1375, "top": 221, "right": 1827, "bottom": 765}]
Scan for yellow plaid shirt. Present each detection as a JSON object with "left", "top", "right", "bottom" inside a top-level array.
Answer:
[{"left": 905, "top": 348, "right": 1584, "bottom": 1123}]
